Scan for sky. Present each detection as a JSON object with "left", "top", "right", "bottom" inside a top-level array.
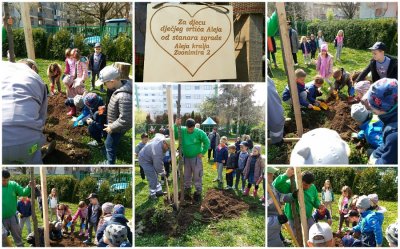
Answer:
[{"left": 252, "top": 84, "right": 266, "bottom": 106}]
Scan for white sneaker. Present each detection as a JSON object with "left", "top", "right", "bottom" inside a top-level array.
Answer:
[{"left": 87, "top": 140, "right": 98, "bottom": 146}]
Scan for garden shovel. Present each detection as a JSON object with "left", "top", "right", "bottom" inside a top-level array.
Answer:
[{"left": 319, "top": 102, "right": 328, "bottom": 110}]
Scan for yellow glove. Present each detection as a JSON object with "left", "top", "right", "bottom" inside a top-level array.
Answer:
[{"left": 312, "top": 106, "right": 321, "bottom": 111}]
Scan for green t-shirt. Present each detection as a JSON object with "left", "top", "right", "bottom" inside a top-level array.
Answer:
[
  {"left": 174, "top": 125, "right": 210, "bottom": 158},
  {"left": 2, "top": 180, "right": 31, "bottom": 219},
  {"left": 272, "top": 174, "right": 321, "bottom": 220}
]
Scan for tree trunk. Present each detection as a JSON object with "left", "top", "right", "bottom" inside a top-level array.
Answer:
[{"left": 4, "top": 3, "right": 16, "bottom": 62}]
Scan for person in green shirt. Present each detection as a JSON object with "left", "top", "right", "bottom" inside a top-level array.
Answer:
[
  {"left": 174, "top": 118, "right": 210, "bottom": 202},
  {"left": 272, "top": 168, "right": 323, "bottom": 232},
  {"left": 2, "top": 170, "right": 33, "bottom": 247}
]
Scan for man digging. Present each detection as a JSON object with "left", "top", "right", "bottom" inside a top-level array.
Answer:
[{"left": 174, "top": 118, "right": 210, "bottom": 203}]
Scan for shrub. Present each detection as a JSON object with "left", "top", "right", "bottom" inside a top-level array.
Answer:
[
  {"left": 124, "top": 184, "right": 132, "bottom": 208},
  {"left": 377, "top": 169, "right": 398, "bottom": 201},
  {"left": 250, "top": 123, "right": 266, "bottom": 144},
  {"left": 46, "top": 34, "right": 54, "bottom": 59},
  {"left": 77, "top": 176, "right": 98, "bottom": 201},
  {"left": 113, "top": 34, "right": 132, "bottom": 63},
  {"left": 100, "top": 34, "right": 116, "bottom": 61},
  {"left": 303, "top": 167, "right": 356, "bottom": 193},
  {"left": 51, "top": 29, "right": 72, "bottom": 60},
  {"left": 352, "top": 167, "right": 380, "bottom": 196},
  {"left": 98, "top": 180, "right": 111, "bottom": 203},
  {"left": 12, "top": 29, "right": 26, "bottom": 57},
  {"left": 32, "top": 28, "right": 47, "bottom": 58},
  {"left": 73, "top": 33, "right": 90, "bottom": 58},
  {"left": 307, "top": 18, "right": 398, "bottom": 55}
]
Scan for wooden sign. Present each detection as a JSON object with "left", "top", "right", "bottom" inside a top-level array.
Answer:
[{"left": 143, "top": 3, "right": 237, "bottom": 82}]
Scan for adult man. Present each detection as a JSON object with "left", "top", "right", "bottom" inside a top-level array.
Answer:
[
  {"left": 175, "top": 118, "right": 210, "bottom": 202},
  {"left": 2, "top": 170, "right": 33, "bottom": 246},
  {"left": 356, "top": 42, "right": 398, "bottom": 83},
  {"left": 138, "top": 134, "right": 170, "bottom": 199},
  {"left": 95, "top": 66, "right": 132, "bottom": 164},
  {"left": 207, "top": 127, "right": 220, "bottom": 161},
  {"left": 1, "top": 60, "right": 48, "bottom": 164},
  {"left": 307, "top": 222, "right": 335, "bottom": 247},
  {"left": 288, "top": 21, "right": 300, "bottom": 66},
  {"left": 89, "top": 43, "right": 107, "bottom": 91}
]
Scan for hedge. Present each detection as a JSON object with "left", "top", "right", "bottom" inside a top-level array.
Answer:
[
  {"left": 307, "top": 18, "right": 398, "bottom": 55},
  {"left": 276, "top": 167, "right": 397, "bottom": 201}
]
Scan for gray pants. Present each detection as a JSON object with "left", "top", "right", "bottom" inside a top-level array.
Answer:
[
  {"left": 87, "top": 221, "right": 98, "bottom": 240},
  {"left": 336, "top": 44, "right": 343, "bottom": 60},
  {"left": 142, "top": 165, "right": 162, "bottom": 196},
  {"left": 3, "top": 214, "right": 23, "bottom": 247},
  {"left": 289, "top": 217, "right": 315, "bottom": 233},
  {"left": 217, "top": 162, "right": 224, "bottom": 182},
  {"left": 184, "top": 157, "right": 203, "bottom": 193},
  {"left": 3, "top": 140, "right": 43, "bottom": 164},
  {"left": 19, "top": 216, "right": 31, "bottom": 234},
  {"left": 284, "top": 91, "right": 308, "bottom": 106},
  {"left": 268, "top": 216, "right": 284, "bottom": 247}
]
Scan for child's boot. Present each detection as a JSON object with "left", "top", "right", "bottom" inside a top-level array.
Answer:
[
  {"left": 243, "top": 187, "right": 250, "bottom": 196},
  {"left": 50, "top": 85, "right": 55, "bottom": 95},
  {"left": 253, "top": 189, "right": 258, "bottom": 198}
]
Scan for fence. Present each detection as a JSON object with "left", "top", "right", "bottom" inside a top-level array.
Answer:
[{"left": 32, "top": 25, "right": 132, "bottom": 39}]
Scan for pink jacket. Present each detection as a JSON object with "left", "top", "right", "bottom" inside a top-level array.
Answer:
[
  {"left": 57, "top": 208, "right": 72, "bottom": 221},
  {"left": 316, "top": 54, "right": 333, "bottom": 78},
  {"left": 72, "top": 207, "right": 88, "bottom": 222}
]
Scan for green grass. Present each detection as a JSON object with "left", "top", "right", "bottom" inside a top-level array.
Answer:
[
  {"left": 268, "top": 38, "right": 374, "bottom": 164},
  {"left": 3, "top": 57, "right": 132, "bottom": 164},
  {"left": 279, "top": 193, "right": 397, "bottom": 247},
  {"left": 134, "top": 158, "right": 265, "bottom": 246},
  {"left": 10, "top": 201, "right": 132, "bottom": 247}
]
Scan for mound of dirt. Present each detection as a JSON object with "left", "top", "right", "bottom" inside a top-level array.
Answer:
[
  {"left": 325, "top": 100, "right": 359, "bottom": 140},
  {"left": 49, "top": 232, "right": 89, "bottom": 247},
  {"left": 137, "top": 189, "right": 251, "bottom": 237},
  {"left": 200, "top": 189, "right": 249, "bottom": 219},
  {"left": 43, "top": 93, "right": 90, "bottom": 164}
]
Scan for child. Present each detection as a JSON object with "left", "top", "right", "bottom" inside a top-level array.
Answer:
[
  {"left": 48, "top": 188, "right": 59, "bottom": 222},
  {"left": 235, "top": 141, "right": 249, "bottom": 191},
  {"left": 214, "top": 138, "right": 228, "bottom": 189},
  {"left": 332, "top": 68, "right": 354, "bottom": 101},
  {"left": 17, "top": 197, "right": 32, "bottom": 234},
  {"left": 300, "top": 36, "right": 312, "bottom": 65},
  {"left": 161, "top": 148, "right": 171, "bottom": 184},
  {"left": 226, "top": 144, "right": 238, "bottom": 189},
  {"left": 316, "top": 43, "right": 334, "bottom": 89},
  {"left": 47, "top": 63, "right": 62, "bottom": 96},
  {"left": 338, "top": 186, "right": 353, "bottom": 233},
  {"left": 27, "top": 221, "right": 62, "bottom": 246},
  {"left": 135, "top": 133, "right": 149, "bottom": 180},
  {"left": 366, "top": 78, "right": 398, "bottom": 165},
  {"left": 354, "top": 80, "right": 371, "bottom": 106},
  {"left": 282, "top": 69, "right": 317, "bottom": 110},
  {"left": 351, "top": 103, "right": 383, "bottom": 149},
  {"left": 321, "top": 180, "right": 334, "bottom": 215},
  {"left": 88, "top": 43, "right": 107, "bottom": 91},
  {"left": 334, "top": 30, "right": 344, "bottom": 61},
  {"left": 243, "top": 145, "right": 264, "bottom": 197},
  {"left": 348, "top": 195, "right": 383, "bottom": 247},
  {"left": 74, "top": 92, "right": 104, "bottom": 127},
  {"left": 103, "top": 224, "right": 131, "bottom": 247},
  {"left": 57, "top": 204, "right": 72, "bottom": 234},
  {"left": 64, "top": 48, "right": 74, "bottom": 79},
  {"left": 309, "top": 34, "right": 318, "bottom": 60},
  {"left": 234, "top": 137, "right": 241, "bottom": 152},
  {"left": 84, "top": 193, "right": 102, "bottom": 244},
  {"left": 98, "top": 202, "right": 114, "bottom": 230},
  {"left": 385, "top": 222, "right": 398, "bottom": 247},
  {"left": 316, "top": 30, "right": 325, "bottom": 52},
  {"left": 305, "top": 75, "right": 324, "bottom": 107},
  {"left": 368, "top": 194, "right": 387, "bottom": 226},
  {"left": 312, "top": 205, "right": 332, "bottom": 225},
  {"left": 69, "top": 201, "right": 88, "bottom": 237}
]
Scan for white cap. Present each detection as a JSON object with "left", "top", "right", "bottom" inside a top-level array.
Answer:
[
  {"left": 290, "top": 128, "right": 350, "bottom": 165},
  {"left": 368, "top": 193, "right": 379, "bottom": 205},
  {"left": 351, "top": 103, "right": 370, "bottom": 123},
  {"left": 95, "top": 65, "right": 120, "bottom": 87},
  {"left": 308, "top": 222, "right": 333, "bottom": 244}
]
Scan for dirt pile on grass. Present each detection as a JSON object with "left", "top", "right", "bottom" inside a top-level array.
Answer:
[
  {"left": 325, "top": 100, "right": 359, "bottom": 140},
  {"left": 137, "top": 189, "right": 250, "bottom": 237},
  {"left": 43, "top": 93, "right": 90, "bottom": 164},
  {"left": 49, "top": 232, "right": 89, "bottom": 247}
]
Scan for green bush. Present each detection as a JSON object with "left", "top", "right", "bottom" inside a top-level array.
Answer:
[
  {"left": 12, "top": 29, "right": 26, "bottom": 57},
  {"left": 303, "top": 167, "right": 356, "bottom": 194},
  {"left": 32, "top": 28, "right": 47, "bottom": 58},
  {"left": 46, "top": 34, "right": 54, "bottom": 59},
  {"left": 51, "top": 29, "right": 72, "bottom": 60},
  {"left": 377, "top": 169, "right": 398, "bottom": 201},
  {"left": 77, "top": 176, "right": 98, "bottom": 201},
  {"left": 98, "top": 180, "right": 111, "bottom": 203},
  {"left": 101, "top": 34, "right": 116, "bottom": 61},
  {"left": 113, "top": 34, "right": 132, "bottom": 63},
  {"left": 73, "top": 33, "right": 90, "bottom": 57},
  {"left": 250, "top": 122, "right": 266, "bottom": 144},
  {"left": 307, "top": 18, "right": 398, "bottom": 55},
  {"left": 124, "top": 184, "right": 132, "bottom": 208},
  {"left": 352, "top": 167, "right": 380, "bottom": 196}
]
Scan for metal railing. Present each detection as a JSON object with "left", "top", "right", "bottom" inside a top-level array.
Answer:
[{"left": 31, "top": 25, "right": 132, "bottom": 38}]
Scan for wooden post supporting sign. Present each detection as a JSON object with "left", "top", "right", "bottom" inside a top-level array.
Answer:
[
  {"left": 30, "top": 168, "right": 39, "bottom": 246},
  {"left": 40, "top": 167, "right": 50, "bottom": 247},
  {"left": 20, "top": 2, "right": 35, "bottom": 59},
  {"left": 295, "top": 167, "right": 308, "bottom": 247}
]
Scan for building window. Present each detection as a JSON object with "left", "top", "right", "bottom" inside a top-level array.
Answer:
[
  {"left": 185, "top": 103, "right": 191, "bottom": 108},
  {"left": 204, "top": 85, "right": 212, "bottom": 90},
  {"left": 195, "top": 94, "right": 201, "bottom": 99},
  {"left": 195, "top": 86, "right": 200, "bottom": 90},
  {"left": 185, "top": 85, "right": 191, "bottom": 90},
  {"left": 185, "top": 95, "right": 191, "bottom": 99}
]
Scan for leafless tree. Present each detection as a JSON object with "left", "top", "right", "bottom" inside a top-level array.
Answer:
[
  {"left": 68, "top": 3, "right": 131, "bottom": 26},
  {"left": 338, "top": 2, "right": 359, "bottom": 19}
]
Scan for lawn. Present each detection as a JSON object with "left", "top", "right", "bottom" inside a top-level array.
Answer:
[
  {"left": 8, "top": 201, "right": 133, "bottom": 247},
  {"left": 268, "top": 37, "right": 376, "bottom": 164},
  {"left": 134, "top": 140, "right": 265, "bottom": 246},
  {"left": 2, "top": 57, "right": 132, "bottom": 164},
  {"left": 278, "top": 193, "right": 397, "bottom": 247}
]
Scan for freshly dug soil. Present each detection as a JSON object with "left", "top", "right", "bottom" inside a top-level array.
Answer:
[
  {"left": 334, "top": 232, "right": 344, "bottom": 247},
  {"left": 325, "top": 100, "right": 359, "bottom": 141},
  {"left": 49, "top": 232, "right": 89, "bottom": 247},
  {"left": 43, "top": 93, "right": 90, "bottom": 164},
  {"left": 137, "top": 189, "right": 251, "bottom": 237}
]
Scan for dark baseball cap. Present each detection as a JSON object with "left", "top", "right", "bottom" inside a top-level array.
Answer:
[
  {"left": 86, "top": 193, "right": 98, "bottom": 199},
  {"left": 344, "top": 210, "right": 359, "bottom": 218},
  {"left": 369, "top": 42, "right": 386, "bottom": 51}
]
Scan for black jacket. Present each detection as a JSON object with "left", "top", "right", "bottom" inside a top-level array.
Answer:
[
  {"left": 89, "top": 53, "right": 107, "bottom": 72},
  {"left": 86, "top": 203, "right": 102, "bottom": 227},
  {"left": 356, "top": 55, "right": 398, "bottom": 83}
]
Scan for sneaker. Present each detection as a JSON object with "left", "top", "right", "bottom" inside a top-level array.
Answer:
[
  {"left": 294, "top": 63, "right": 299, "bottom": 66},
  {"left": 87, "top": 140, "right": 98, "bottom": 146},
  {"left": 155, "top": 191, "right": 165, "bottom": 197},
  {"left": 83, "top": 239, "right": 92, "bottom": 244}
]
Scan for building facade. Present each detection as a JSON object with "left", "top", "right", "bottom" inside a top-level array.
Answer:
[{"left": 135, "top": 84, "right": 218, "bottom": 117}]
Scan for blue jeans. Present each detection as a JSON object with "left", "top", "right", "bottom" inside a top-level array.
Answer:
[
  {"left": 105, "top": 132, "right": 123, "bottom": 164},
  {"left": 88, "top": 112, "right": 106, "bottom": 143}
]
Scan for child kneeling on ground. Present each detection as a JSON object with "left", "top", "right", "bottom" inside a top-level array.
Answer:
[
  {"left": 333, "top": 68, "right": 355, "bottom": 101},
  {"left": 305, "top": 75, "right": 325, "bottom": 108}
]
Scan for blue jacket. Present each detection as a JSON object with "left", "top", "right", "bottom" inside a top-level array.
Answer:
[
  {"left": 309, "top": 39, "right": 317, "bottom": 52},
  {"left": 75, "top": 96, "right": 105, "bottom": 123},
  {"left": 352, "top": 210, "right": 383, "bottom": 245},
  {"left": 305, "top": 82, "right": 322, "bottom": 104},
  {"left": 96, "top": 214, "right": 133, "bottom": 247},
  {"left": 373, "top": 109, "right": 397, "bottom": 164},
  {"left": 282, "top": 82, "right": 309, "bottom": 108},
  {"left": 300, "top": 42, "right": 312, "bottom": 54},
  {"left": 215, "top": 145, "right": 228, "bottom": 164},
  {"left": 357, "top": 115, "right": 383, "bottom": 149},
  {"left": 17, "top": 200, "right": 32, "bottom": 217}
]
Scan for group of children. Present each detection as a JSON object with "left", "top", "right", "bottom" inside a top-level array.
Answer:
[
  {"left": 21, "top": 188, "right": 132, "bottom": 247},
  {"left": 268, "top": 168, "right": 392, "bottom": 247}
]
